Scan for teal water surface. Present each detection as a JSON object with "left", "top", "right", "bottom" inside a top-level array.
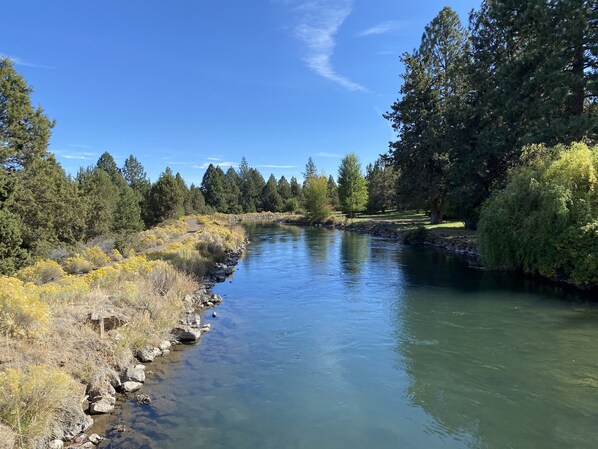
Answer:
[{"left": 104, "top": 224, "right": 598, "bottom": 449}]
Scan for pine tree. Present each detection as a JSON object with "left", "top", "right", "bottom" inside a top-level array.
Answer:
[
  {"left": 261, "top": 174, "right": 283, "bottom": 212},
  {"left": 96, "top": 152, "right": 121, "bottom": 182},
  {"left": 385, "top": 6, "right": 468, "bottom": 224},
  {"left": 290, "top": 176, "right": 303, "bottom": 201},
  {"left": 78, "top": 167, "right": 119, "bottom": 238},
  {"left": 277, "top": 176, "right": 291, "bottom": 201},
  {"left": 225, "top": 167, "right": 242, "bottom": 213},
  {"left": 114, "top": 185, "right": 144, "bottom": 232},
  {"left": 0, "top": 208, "right": 29, "bottom": 274},
  {"left": 187, "top": 184, "right": 207, "bottom": 214},
  {"left": 148, "top": 167, "right": 185, "bottom": 224},
  {"left": 326, "top": 175, "right": 340, "bottom": 210},
  {"left": 337, "top": 153, "right": 368, "bottom": 218},
  {"left": 302, "top": 157, "right": 318, "bottom": 187},
  {"left": 201, "top": 164, "right": 229, "bottom": 212},
  {"left": 366, "top": 158, "right": 397, "bottom": 213}
]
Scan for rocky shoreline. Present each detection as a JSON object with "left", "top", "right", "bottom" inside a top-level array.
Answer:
[{"left": 50, "top": 243, "right": 247, "bottom": 449}]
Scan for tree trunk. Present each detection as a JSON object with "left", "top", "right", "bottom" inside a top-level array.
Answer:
[{"left": 429, "top": 197, "right": 444, "bottom": 225}]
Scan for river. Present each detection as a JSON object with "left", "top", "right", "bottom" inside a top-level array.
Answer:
[{"left": 101, "top": 223, "right": 598, "bottom": 449}]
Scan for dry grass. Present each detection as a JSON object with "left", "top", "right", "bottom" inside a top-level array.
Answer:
[{"left": 0, "top": 215, "right": 245, "bottom": 448}]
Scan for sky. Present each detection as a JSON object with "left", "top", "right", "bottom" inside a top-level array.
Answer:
[{"left": 1, "top": 0, "right": 480, "bottom": 185}]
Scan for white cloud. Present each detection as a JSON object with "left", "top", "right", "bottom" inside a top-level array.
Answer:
[
  {"left": 357, "top": 21, "right": 403, "bottom": 37},
  {"left": 193, "top": 161, "right": 238, "bottom": 169},
  {"left": 315, "top": 151, "right": 343, "bottom": 159},
  {"left": 0, "top": 53, "right": 53, "bottom": 69},
  {"left": 55, "top": 150, "right": 98, "bottom": 161},
  {"left": 285, "top": 0, "right": 365, "bottom": 91}
]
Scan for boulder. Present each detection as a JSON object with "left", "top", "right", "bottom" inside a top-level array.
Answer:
[
  {"left": 86, "top": 379, "right": 116, "bottom": 403},
  {"left": 88, "top": 434, "right": 104, "bottom": 445},
  {"left": 122, "top": 381, "right": 143, "bottom": 393},
  {"left": 180, "top": 312, "right": 201, "bottom": 328},
  {"left": 136, "top": 346, "right": 161, "bottom": 363},
  {"left": 87, "top": 311, "right": 129, "bottom": 338},
  {"left": 159, "top": 340, "right": 172, "bottom": 352},
  {"left": 89, "top": 396, "right": 116, "bottom": 415},
  {"left": 54, "top": 401, "right": 93, "bottom": 441},
  {"left": 171, "top": 326, "right": 201, "bottom": 342},
  {"left": 124, "top": 365, "right": 146, "bottom": 383}
]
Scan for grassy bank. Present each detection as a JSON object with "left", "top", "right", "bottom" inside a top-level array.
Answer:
[{"left": 0, "top": 216, "right": 245, "bottom": 449}]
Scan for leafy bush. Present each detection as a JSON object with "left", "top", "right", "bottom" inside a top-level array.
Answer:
[
  {"left": 31, "top": 275, "right": 90, "bottom": 304},
  {"left": 64, "top": 256, "right": 93, "bottom": 274},
  {"left": 283, "top": 198, "right": 300, "bottom": 213},
  {"left": 303, "top": 176, "right": 331, "bottom": 223},
  {"left": 109, "top": 248, "right": 123, "bottom": 262},
  {"left": 403, "top": 226, "right": 429, "bottom": 244},
  {"left": 479, "top": 143, "right": 598, "bottom": 286},
  {"left": 16, "top": 259, "right": 65, "bottom": 285},
  {"left": 0, "top": 277, "right": 50, "bottom": 337},
  {"left": 83, "top": 246, "right": 110, "bottom": 268},
  {"left": 0, "top": 365, "right": 76, "bottom": 448}
]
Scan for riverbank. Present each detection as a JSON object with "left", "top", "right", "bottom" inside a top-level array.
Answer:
[{"left": 0, "top": 216, "right": 246, "bottom": 449}]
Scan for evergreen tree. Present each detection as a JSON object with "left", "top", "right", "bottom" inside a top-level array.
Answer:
[
  {"left": 78, "top": 167, "right": 119, "bottom": 238},
  {"left": 277, "top": 176, "right": 291, "bottom": 201},
  {"left": 238, "top": 157, "right": 260, "bottom": 212},
  {"left": 201, "top": 164, "right": 229, "bottom": 212},
  {"left": 366, "top": 158, "right": 397, "bottom": 213},
  {"left": 337, "top": 153, "right": 368, "bottom": 218},
  {"left": 96, "top": 152, "right": 121, "bottom": 182},
  {"left": 0, "top": 58, "right": 54, "bottom": 171},
  {"left": 261, "top": 174, "right": 283, "bottom": 212},
  {"left": 148, "top": 167, "right": 185, "bottom": 224},
  {"left": 385, "top": 7, "right": 468, "bottom": 224},
  {"left": 326, "top": 175, "right": 340, "bottom": 210},
  {"left": 0, "top": 208, "right": 29, "bottom": 274},
  {"left": 122, "top": 155, "right": 148, "bottom": 190},
  {"left": 187, "top": 184, "right": 207, "bottom": 214},
  {"left": 225, "top": 167, "right": 242, "bottom": 213},
  {"left": 302, "top": 157, "right": 318, "bottom": 187},
  {"left": 248, "top": 168, "right": 266, "bottom": 211},
  {"left": 114, "top": 185, "right": 144, "bottom": 232},
  {"left": 290, "top": 176, "right": 303, "bottom": 201}
]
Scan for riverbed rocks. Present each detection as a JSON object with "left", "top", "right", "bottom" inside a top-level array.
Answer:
[
  {"left": 136, "top": 346, "right": 162, "bottom": 363},
  {"left": 48, "top": 439, "right": 64, "bottom": 449},
  {"left": 122, "top": 381, "right": 143, "bottom": 393},
  {"left": 125, "top": 365, "right": 146, "bottom": 383},
  {"left": 135, "top": 393, "right": 151, "bottom": 404},
  {"left": 171, "top": 325, "right": 202, "bottom": 342},
  {"left": 89, "top": 396, "right": 116, "bottom": 415},
  {"left": 87, "top": 311, "right": 129, "bottom": 338}
]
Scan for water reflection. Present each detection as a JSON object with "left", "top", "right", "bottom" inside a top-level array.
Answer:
[
  {"left": 395, "top": 250, "right": 598, "bottom": 449},
  {"left": 339, "top": 232, "right": 369, "bottom": 285}
]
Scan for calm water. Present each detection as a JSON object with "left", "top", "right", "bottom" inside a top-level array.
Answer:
[{"left": 104, "top": 224, "right": 598, "bottom": 449}]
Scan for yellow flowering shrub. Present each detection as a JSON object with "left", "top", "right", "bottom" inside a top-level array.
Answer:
[
  {"left": 0, "top": 277, "right": 50, "bottom": 338},
  {"left": 83, "top": 246, "right": 111, "bottom": 268},
  {"left": 16, "top": 260, "right": 65, "bottom": 285},
  {"left": 0, "top": 365, "right": 76, "bottom": 448},
  {"left": 30, "top": 276, "right": 90, "bottom": 303},
  {"left": 109, "top": 248, "right": 123, "bottom": 262},
  {"left": 64, "top": 256, "right": 93, "bottom": 275}
]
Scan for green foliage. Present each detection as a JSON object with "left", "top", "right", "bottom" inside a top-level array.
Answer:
[
  {"left": 96, "top": 151, "right": 120, "bottom": 181},
  {"left": 479, "top": 143, "right": 598, "bottom": 286},
  {"left": 0, "top": 209, "right": 29, "bottom": 275},
  {"left": 366, "top": 157, "right": 397, "bottom": 213},
  {"left": 201, "top": 164, "right": 229, "bottom": 212},
  {"left": 290, "top": 176, "right": 303, "bottom": 202},
  {"left": 78, "top": 168, "right": 119, "bottom": 238},
  {"left": 17, "top": 259, "right": 64, "bottom": 285},
  {"left": 114, "top": 184, "right": 144, "bottom": 232},
  {"left": 277, "top": 176, "right": 291, "bottom": 201},
  {"left": 326, "top": 175, "right": 339, "bottom": 210},
  {"left": 148, "top": 167, "right": 185, "bottom": 224},
  {"left": 283, "top": 197, "right": 300, "bottom": 213},
  {"left": 303, "top": 175, "right": 331, "bottom": 222},
  {"left": 338, "top": 153, "right": 368, "bottom": 217},
  {"left": 403, "top": 226, "right": 429, "bottom": 245},
  {"left": 261, "top": 174, "right": 283, "bottom": 212},
  {"left": 302, "top": 157, "right": 318, "bottom": 187}
]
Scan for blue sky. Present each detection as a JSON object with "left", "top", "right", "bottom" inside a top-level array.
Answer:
[{"left": 2, "top": 0, "right": 479, "bottom": 185}]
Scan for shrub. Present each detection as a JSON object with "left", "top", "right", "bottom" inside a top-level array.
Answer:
[
  {"left": 403, "top": 226, "right": 429, "bottom": 244},
  {"left": 109, "top": 248, "right": 123, "bottom": 262},
  {"left": 17, "top": 260, "right": 65, "bottom": 285},
  {"left": 0, "top": 365, "right": 76, "bottom": 448},
  {"left": 64, "top": 256, "right": 93, "bottom": 275},
  {"left": 0, "top": 277, "right": 50, "bottom": 337},
  {"left": 479, "top": 142, "right": 598, "bottom": 286},
  {"left": 283, "top": 198, "right": 300, "bottom": 213},
  {"left": 83, "top": 246, "right": 111, "bottom": 268},
  {"left": 31, "top": 276, "right": 90, "bottom": 304}
]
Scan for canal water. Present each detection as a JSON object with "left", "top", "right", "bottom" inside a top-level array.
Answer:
[{"left": 103, "top": 223, "right": 598, "bottom": 449}]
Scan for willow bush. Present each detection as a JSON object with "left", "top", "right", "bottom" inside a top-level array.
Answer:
[{"left": 479, "top": 143, "right": 597, "bottom": 286}]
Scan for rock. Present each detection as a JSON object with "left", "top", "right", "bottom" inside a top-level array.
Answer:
[
  {"left": 89, "top": 396, "right": 116, "bottom": 414},
  {"left": 88, "top": 434, "right": 104, "bottom": 445},
  {"left": 171, "top": 326, "right": 201, "bottom": 342},
  {"left": 74, "top": 434, "right": 87, "bottom": 444},
  {"left": 105, "top": 369, "right": 122, "bottom": 389},
  {"left": 136, "top": 346, "right": 161, "bottom": 363},
  {"left": 54, "top": 401, "right": 94, "bottom": 441},
  {"left": 114, "top": 348, "right": 135, "bottom": 374},
  {"left": 201, "top": 324, "right": 211, "bottom": 333},
  {"left": 125, "top": 365, "right": 146, "bottom": 383},
  {"left": 180, "top": 312, "right": 201, "bottom": 328},
  {"left": 112, "top": 425, "right": 126, "bottom": 433},
  {"left": 122, "top": 381, "right": 143, "bottom": 393},
  {"left": 206, "top": 301, "right": 214, "bottom": 307},
  {"left": 86, "top": 379, "right": 116, "bottom": 403},
  {"left": 80, "top": 443, "right": 95, "bottom": 449},
  {"left": 211, "top": 312, "right": 217, "bottom": 318},
  {"left": 135, "top": 393, "right": 151, "bottom": 404},
  {"left": 159, "top": 340, "right": 172, "bottom": 351},
  {"left": 87, "top": 311, "right": 129, "bottom": 338},
  {"left": 48, "top": 439, "right": 64, "bottom": 449},
  {"left": 0, "top": 423, "right": 15, "bottom": 449}
]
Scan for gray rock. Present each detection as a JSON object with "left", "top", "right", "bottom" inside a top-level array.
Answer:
[
  {"left": 171, "top": 326, "right": 201, "bottom": 342},
  {"left": 88, "top": 434, "right": 104, "bottom": 445},
  {"left": 136, "top": 346, "right": 161, "bottom": 363},
  {"left": 180, "top": 312, "right": 201, "bottom": 328},
  {"left": 54, "top": 403, "right": 93, "bottom": 441},
  {"left": 135, "top": 393, "right": 151, "bottom": 404},
  {"left": 48, "top": 439, "right": 64, "bottom": 449},
  {"left": 125, "top": 365, "right": 146, "bottom": 383},
  {"left": 86, "top": 380, "right": 116, "bottom": 403},
  {"left": 80, "top": 443, "right": 95, "bottom": 449},
  {"left": 201, "top": 324, "right": 211, "bottom": 333},
  {"left": 159, "top": 340, "right": 172, "bottom": 351},
  {"left": 122, "top": 381, "right": 143, "bottom": 392},
  {"left": 89, "top": 396, "right": 116, "bottom": 414},
  {"left": 0, "top": 423, "right": 16, "bottom": 449}
]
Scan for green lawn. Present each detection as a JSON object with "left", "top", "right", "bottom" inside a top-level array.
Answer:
[{"left": 337, "top": 210, "right": 465, "bottom": 230}]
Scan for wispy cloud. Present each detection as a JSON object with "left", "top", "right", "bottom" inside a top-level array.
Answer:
[
  {"left": 285, "top": 0, "right": 365, "bottom": 91},
  {"left": 193, "top": 161, "right": 238, "bottom": 169},
  {"left": 357, "top": 21, "right": 403, "bottom": 37},
  {"left": 315, "top": 151, "right": 343, "bottom": 159},
  {"left": 55, "top": 150, "right": 98, "bottom": 161},
  {"left": 0, "top": 53, "right": 53, "bottom": 69}
]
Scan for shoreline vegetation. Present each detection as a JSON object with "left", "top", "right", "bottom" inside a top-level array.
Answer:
[{"left": 0, "top": 215, "right": 246, "bottom": 449}]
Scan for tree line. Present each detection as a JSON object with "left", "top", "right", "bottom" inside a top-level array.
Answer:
[{"left": 385, "top": 1, "right": 597, "bottom": 228}]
